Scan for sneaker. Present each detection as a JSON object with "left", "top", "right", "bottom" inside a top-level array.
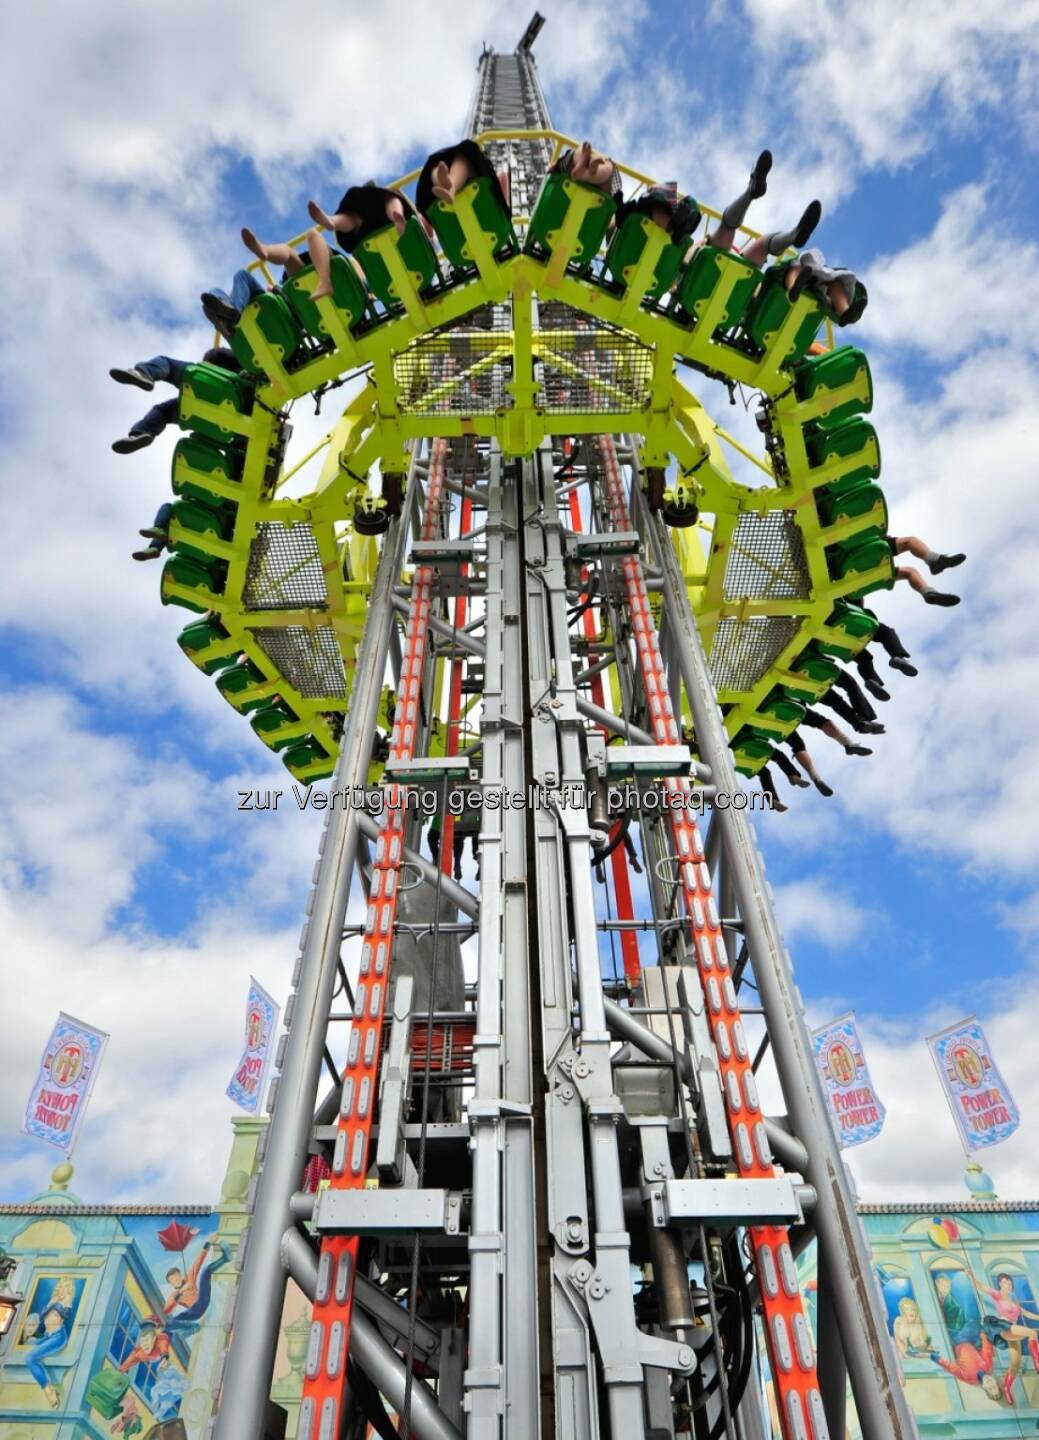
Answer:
[
  {"left": 863, "top": 679, "right": 890, "bottom": 702},
  {"left": 858, "top": 721, "right": 885, "bottom": 735},
  {"left": 929, "top": 552, "right": 966, "bottom": 575},
  {"left": 888, "top": 656, "right": 918, "bottom": 677},
  {"left": 846, "top": 743, "right": 872, "bottom": 757},
  {"left": 132, "top": 546, "right": 164, "bottom": 562},
  {"left": 110, "top": 365, "right": 155, "bottom": 391},
  {"left": 923, "top": 590, "right": 960, "bottom": 607},
  {"left": 112, "top": 433, "right": 154, "bottom": 454},
  {"left": 139, "top": 527, "right": 168, "bottom": 541},
  {"left": 813, "top": 778, "right": 834, "bottom": 798},
  {"left": 201, "top": 292, "right": 241, "bottom": 341}
]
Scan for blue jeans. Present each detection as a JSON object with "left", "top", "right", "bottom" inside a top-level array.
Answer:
[
  {"left": 131, "top": 397, "right": 179, "bottom": 438},
  {"left": 26, "top": 1326, "right": 68, "bottom": 1389},
  {"left": 134, "top": 355, "right": 187, "bottom": 386},
  {"left": 208, "top": 269, "right": 264, "bottom": 314}
]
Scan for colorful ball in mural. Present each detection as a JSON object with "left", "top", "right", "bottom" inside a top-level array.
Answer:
[{"left": 927, "top": 1216, "right": 959, "bottom": 1248}]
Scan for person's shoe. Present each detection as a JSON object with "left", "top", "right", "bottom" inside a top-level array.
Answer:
[
  {"left": 813, "top": 777, "right": 834, "bottom": 798},
  {"left": 110, "top": 365, "right": 155, "bottom": 391},
  {"left": 453, "top": 865, "right": 463, "bottom": 881},
  {"left": 770, "top": 795, "right": 788, "bottom": 813},
  {"left": 112, "top": 433, "right": 154, "bottom": 454},
  {"left": 859, "top": 721, "right": 885, "bottom": 735},
  {"left": 929, "top": 551, "right": 966, "bottom": 575},
  {"left": 201, "top": 291, "right": 241, "bottom": 341},
  {"left": 749, "top": 149, "right": 773, "bottom": 198},
  {"left": 629, "top": 856, "right": 643, "bottom": 874},
  {"left": 139, "top": 527, "right": 168, "bottom": 541},
  {"left": 888, "top": 656, "right": 918, "bottom": 676},
  {"left": 846, "top": 743, "right": 872, "bottom": 757},
  {"left": 794, "top": 199, "right": 822, "bottom": 248},
  {"left": 923, "top": 589, "right": 960, "bottom": 606},
  {"left": 1003, "top": 1371, "right": 1016, "bottom": 1406},
  {"left": 132, "top": 546, "right": 164, "bottom": 561},
  {"left": 863, "top": 678, "right": 890, "bottom": 701}
]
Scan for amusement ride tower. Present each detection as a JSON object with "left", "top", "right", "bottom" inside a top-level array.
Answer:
[{"left": 153, "top": 16, "right": 917, "bottom": 1440}]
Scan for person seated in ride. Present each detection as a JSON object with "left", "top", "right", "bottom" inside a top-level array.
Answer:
[
  {"left": 415, "top": 140, "right": 511, "bottom": 219},
  {"left": 306, "top": 182, "right": 422, "bottom": 296},
  {"left": 756, "top": 764, "right": 788, "bottom": 813},
  {"left": 817, "top": 670, "right": 885, "bottom": 736},
  {"left": 779, "top": 727, "right": 834, "bottom": 798},
  {"left": 776, "top": 248, "right": 868, "bottom": 326},
  {"left": 109, "top": 347, "right": 242, "bottom": 453},
  {"left": 889, "top": 533, "right": 965, "bottom": 607},
  {"left": 550, "top": 140, "right": 622, "bottom": 198},
  {"left": 803, "top": 704, "right": 873, "bottom": 758},
  {"left": 854, "top": 612, "right": 918, "bottom": 683},
  {"left": 239, "top": 224, "right": 368, "bottom": 305}
]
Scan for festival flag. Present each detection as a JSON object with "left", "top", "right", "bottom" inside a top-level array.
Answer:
[
  {"left": 811, "top": 1013, "right": 886, "bottom": 1148},
  {"left": 226, "top": 977, "right": 280, "bottom": 1114},
  {"left": 22, "top": 1012, "right": 109, "bottom": 1153},
  {"left": 927, "top": 1016, "right": 1020, "bottom": 1152}
]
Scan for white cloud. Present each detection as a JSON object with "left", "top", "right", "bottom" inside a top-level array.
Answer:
[{"left": 771, "top": 880, "right": 870, "bottom": 948}]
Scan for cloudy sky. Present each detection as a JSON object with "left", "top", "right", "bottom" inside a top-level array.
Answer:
[{"left": 1, "top": 0, "right": 1038, "bottom": 1206}]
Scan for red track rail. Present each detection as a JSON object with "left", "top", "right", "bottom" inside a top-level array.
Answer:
[
  {"left": 597, "top": 438, "right": 827, "bottom": 1440},
  {"left": 298, "top": 440, "right": 449, "bottom": 1440}
]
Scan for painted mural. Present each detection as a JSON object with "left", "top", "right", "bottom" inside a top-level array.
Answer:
[
  {"left": 794, "top": 1202, "right": 1039, "bottom": 1438},
  {"left": 0, "top": 1163, "right": 232, "bottom": 1440}
]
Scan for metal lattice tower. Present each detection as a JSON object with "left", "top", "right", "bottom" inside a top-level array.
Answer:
[{"left": 210, "top": 19, "right": 917, "bottom": 1440}]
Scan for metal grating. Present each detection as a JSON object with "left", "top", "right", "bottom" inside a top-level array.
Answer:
[
  {"left": 252, "top": 625, "right": 347, "bottom": 700},
  {"left": 722, "top": 512, "right": 809, "bottom": 602},
  {"left": 537, "top": 303, "right": 654, "bottom": 415},
  {"left": 243, "top": 523, "right": 328, "bottom": 610},
  {"left": 709, "top": 616, "right": 802, "bottom": 693},
  {"left": 393, "top": 304, "right": 512, "bottom": 416}
]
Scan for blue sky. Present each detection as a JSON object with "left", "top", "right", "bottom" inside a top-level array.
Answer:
[{"left": 1, "top": 0, "right": 1038, "bottom": 1205}]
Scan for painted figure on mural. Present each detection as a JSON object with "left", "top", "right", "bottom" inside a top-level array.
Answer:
[
  {"left": 116, "top": 1319, "right": 172, "bottom": 1372},
  {"left": 163, "top": 1237, "right": 231, "bottom": 1334},
  {"left": 110, "top": 1389, "right": 144, "bottom": 1436},
  {"left": 893, "top": 1297, "right": 931, "bottom": 1357},
  {"left": 20, "top": 1274, "right": 81, "bottom": 1408},
  {"left": 971, "top": 1271, "right": 1039, "bottom": 1405}
]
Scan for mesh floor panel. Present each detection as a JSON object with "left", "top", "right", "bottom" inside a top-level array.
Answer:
[
  {"left": 537, "top": 303, "right": 654, "bottom": 414},
  {"left": 709, "top": 616, "right": 802, "bottom": 693},
  {"left": 252, "top": 625, "right": 347, "bottom": 700},
  {"left": 243, "top": 523, "right": 328, "bottom": 610},
  {"left": 393, "top": 304, "right": 512, "bottom": 416},
  {"left": 722, "top": 512, "right": 809, "bottom": 602}
]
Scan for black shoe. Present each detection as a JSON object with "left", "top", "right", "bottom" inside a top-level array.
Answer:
[
  {"left": 112, "top": 433, "right": 154, "bottom": 454},
  {"left": 793, "top": 199, "right": 822, "bottom": 248},
  {"left": 201, "top": 292, "right": 241, "bottom": 341},
  {"left": 846, "top": 743, "right": 872, "bottom": 757},
  {"left": 813, "top": 778, "right": 834, "bottom": 797},
  {"left": 858, "top": 721, "right": 885, "bottom": 735},
  {"left": 923, "top": 590, "right": 960, "bottom": 607},
  {"left": 110, "top": 365, "right": 155, "bottom": 391},
  {"left": 930, "top": 552, "right": 966, "bottom": 575},
  {"left": 888, "top": 657, "right": 918, "bottom": 676},
  {"left": 132, "top": 546, "right": 164, "bottom": 562},
  {"left": 863, "top": 679, "right": 890, "bottom": 702},
  {"left": 139, "top": 527, "right": 169, "bottom": 542},
  {"left": 750, "top": 149, "right": 773, "bottom": 199}
]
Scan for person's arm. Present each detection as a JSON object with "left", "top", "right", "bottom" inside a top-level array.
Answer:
[{"left": 1019, "top": 1304, "right": 1039, "bottom": 1322}]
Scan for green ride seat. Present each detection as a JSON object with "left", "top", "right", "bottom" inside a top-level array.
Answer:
[
  {"left": 216, "top": 661, "right": 273, "bottom": 714},
  {"left": 356, "top": 217, "right": 440, "bottom": 309},
  {"left": 603, "top": 214, "right": 685, "bottom": 302},
  {"left": 172, "top": 434, "right": 243, "bottom": 504},
  {"left": 283, "top": 255, "right": 371, "bottom": 340},
  {"left": 168, "top": 498, "right": 228, "bottom": 564},
  {"left": 177, "top": 618, "right": 240, "bottom": 675},
  {"left": 805, "top": 416, "right": 881, "bottom": 489},
  {"left": 160, "top": 554, "right": 223, "bottom": 613},
  {"left": 830, "top": 536, "right": 895, "bottom": 598},
  {"left": 178, "top": 362, "right": 254, "bottom": 445},
  {"left": 524, "top": 173, "right": 616, "bottom": 271},
  {"left": 816, "top": 600, "right": 879, "bottom": 658},
  {"left": 230, "top": 290, "right": 308, "bottom": 375},
  {"left": 816, "top": 479, "right": 887, "bottom": 530},
  {"left": 251, "top": 700, "right": 303, "bottom": 751},
  {"left": 740, "top": 266, "right": 825, "bottom": 366},
  {"left": 781, "top": 649, "right": 841, "bottom": 703},
  {"left": 282, "top": 737, "right": 337, "bottom": 783},
  {"left": 673, "top": 246, "right": 760, "bottom": 336},
  {"left": 428, "top": 178, "right": 517, "bottom": 275},
  {"left": 759, "top": 692, "right": 807, "bottom": 726},
  {"left": 792, "top": 346, "right": 873, "bottom": 424}
]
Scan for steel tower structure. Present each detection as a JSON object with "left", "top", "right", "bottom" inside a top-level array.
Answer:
[{"left": 208, "top": 20, "right": 917, "bottom": 1440}]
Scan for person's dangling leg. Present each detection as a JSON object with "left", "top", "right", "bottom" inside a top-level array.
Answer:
[
  {"left": 241, "top": 230, "right": 304, "bottom": 278},
  {"left": 134, "top": 501, "right": 174, "bottom": 561},
  {"left": 786, "top": 734, "right": 833, "bottom": 797},
  {"left": 741, "top": 199, "right": 822, "bottom": 266},
  {"left": 709, "top": 150, "right": 772, "bottom": 252},
  {"left": 306, "top": 228, "right": 336, "bottom": 301},
  {"left": 757, "top": 765, "right": 787, "bottom": 812},
  {"left": 891, "top": 534, "right": 966, "bottom": 575},
  {"left": 384, "top": 194, "right": 408, "bottom": 236},
  {"left": 834, "top": 669, "right": 880, "bottom": 725},
  {"left": 819, "top": 716, "right": 871, "bottom": 757},
  {"left": 771, "top": 747, "right": 810, "bottom": 788},
  {"left": 432, "top": 156, "right": 475, "bottom": 204},
  {"left": 453, "top": 833, "right": 465, "bottom": 882},
  {"left": 111, "top": 355, "right": 178, "bottom": 390},
  {"left": 895, "top": 563, "right": 960, "bottom": 607},
  {"left": 114, "top": 398, "right": 178, "bottom": 454},
  {"left": 852, "top": 647, "right": 890, "bottom": 699}
]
